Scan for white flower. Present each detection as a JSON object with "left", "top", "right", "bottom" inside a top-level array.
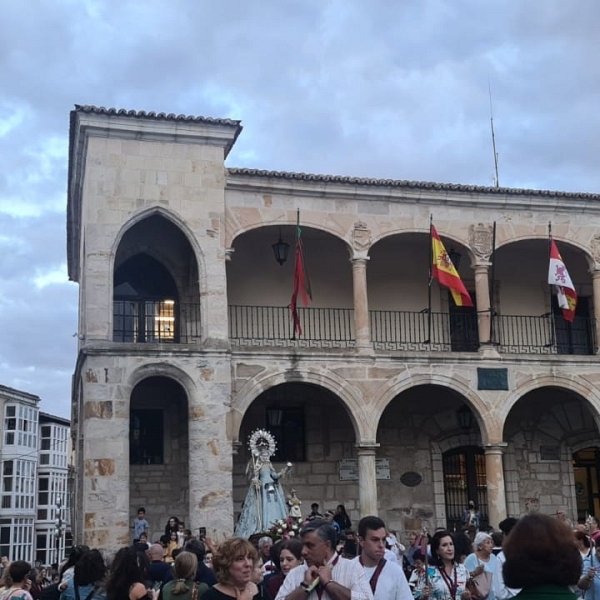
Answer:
[
  {"left": 277, "top": 528, "right": 283, "bottom": 534},
  {"left": 289, "top": 531, "right": 295, "bottom": 537}
]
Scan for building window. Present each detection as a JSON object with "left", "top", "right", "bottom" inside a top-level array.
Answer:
[
  {"left": 0, "top": 517, "right": 34, "bottom": 562},
  {"left": 130, "top": 410, "right": 164, "bottom": 464},
  {"left": 1, "top": 460, "right": 36, "bottom": 511},
  {"left": 266, "top": 407, "right": 305, "bottom": 462},
  {"left": 3, "top": 405, "right": 37, "bottom": 448}
]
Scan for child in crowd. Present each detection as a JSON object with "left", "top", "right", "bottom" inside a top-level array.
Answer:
[{"left": 132, "top": 507, "right": 149, "bottom": 544}]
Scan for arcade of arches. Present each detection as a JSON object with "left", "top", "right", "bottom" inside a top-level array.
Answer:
[{"left": 124, "top": 375, "right": 600, "bottom": 537}]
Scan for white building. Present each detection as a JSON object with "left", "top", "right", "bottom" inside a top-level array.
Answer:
[
  {"left": 35, "top": 412, "right": 72, "bottom": 567},
  {"left": 0, "top": 385, "right": 39, "bottom": 562},
  {"left": 0, "top": 385, "right": 71, "bottom": 565}
]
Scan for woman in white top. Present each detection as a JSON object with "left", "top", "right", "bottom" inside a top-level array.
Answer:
[{"left": 464, "top": 532, "right": 498, "bottom": 600}]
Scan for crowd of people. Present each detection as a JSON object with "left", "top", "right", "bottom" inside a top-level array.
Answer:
[{"left": 0, "top": 505, "right": 596, "bottom": 600}]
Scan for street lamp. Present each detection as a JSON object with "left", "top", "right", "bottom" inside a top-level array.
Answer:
[{"left": 54, "top": 497, "right": 66, "bottom": 569}]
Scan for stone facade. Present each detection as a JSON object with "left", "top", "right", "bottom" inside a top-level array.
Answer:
[{"left": 68, "top": 106, "right": 600, "bottom": 551}]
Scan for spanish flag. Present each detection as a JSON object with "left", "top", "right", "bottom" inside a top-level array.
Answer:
[
  {"left": 431, "top": 224, "right": 473, "bottom": 307},
  {"left": 548, "top": 239, "right": 577, "bottom": 322}
]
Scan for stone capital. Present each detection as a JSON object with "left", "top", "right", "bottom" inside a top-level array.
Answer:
[
  {"left": 355, "top": 442, "right": 380, "bottom": 455},
  {"left": 473, "top": 261, "right": 492, "bottom": 273},
  {"left": 484, "top": 442, "right": 508, "bottom": 455},
  {"left": 225, "top": 247, "right": 235, "bottom": 261},
  {"left": 350, "top": 254, "right": 370, "bottom": 265}
]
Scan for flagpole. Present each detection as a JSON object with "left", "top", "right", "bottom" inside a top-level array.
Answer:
[
  {"left": 489, "top": 222, "right": 496, "bottom": 344},
  {"left": 427, "top": 215, "right": 433, "bottom": 345},
  {"left": 291, "top": 210, "right": 300, "bottom": 341}
]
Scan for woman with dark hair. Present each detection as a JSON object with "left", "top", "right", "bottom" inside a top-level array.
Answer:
[
  {"left": 105, "top": 548, "right": 150, "bottom": 600},
  {"left": 504, "top": 514, "right": 580, "bottom": 600},
  {"left": 333, "top": 505, "right": 352, "bottom": 532},
  {"left": 415, "top": 530, "right": 471, "bottom": 600},
  {"left": 165, "top": 518, "right": 181, "bottom": 539},
  {"left": 59, "top": 547, "right": 91, "bottom": 592},
  {"left": 202, "top": 538, "right": 259, "bottom": 600},
  {"left": 264, "top": 539, "right": 303, "bottom": 600},
  {"left": 60, "top": 550, "right": 106, "bottom": 600}
]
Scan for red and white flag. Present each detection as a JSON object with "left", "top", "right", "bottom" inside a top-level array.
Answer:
[{"left": 548, "top": 239, "right": 577, "bottom": 322}]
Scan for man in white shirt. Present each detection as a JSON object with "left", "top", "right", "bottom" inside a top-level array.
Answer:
[
  {"left": 353, "top": 516, "right": 412, "bottom": 600},
  {"left": 275, "top": 519, "right": 373, "bottom": 600},
  {"left": 493, "top": 517, "right": 521, "bottom": 600}
]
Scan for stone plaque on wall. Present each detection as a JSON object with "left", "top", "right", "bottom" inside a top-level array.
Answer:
[
  {"left": 339, "top": 458, "right": 390, "bottom": 480},
  {"left": 477, "top": 367, "right": 509, "bottom": 390}
]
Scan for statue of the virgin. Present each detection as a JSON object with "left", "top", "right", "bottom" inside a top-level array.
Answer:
[{"left": 234, "top": 429, "right": 292, "bottom": 538}]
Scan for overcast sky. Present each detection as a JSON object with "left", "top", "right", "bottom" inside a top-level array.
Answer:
[{"left": 2, "top": 0, "right": 600, "bottom": 418}]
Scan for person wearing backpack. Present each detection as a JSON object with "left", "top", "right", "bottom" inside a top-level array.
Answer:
[
  {"left": 59, "top": 550, "right": 106, "bottom": 600},
  {"left": 0, "top": 561, "right": 34, "bottom": 600}
]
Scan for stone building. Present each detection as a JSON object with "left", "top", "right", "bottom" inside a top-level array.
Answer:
[{"left": 67, "top": 105, "right": 600, "bottom": 550}]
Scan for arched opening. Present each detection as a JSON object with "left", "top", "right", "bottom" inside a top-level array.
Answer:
[
  {"left": 503, "top": 386, "right": 600, "bottom": 520},
  {"left": 113, "top": 215, "right": 200, "bottom": 343},
  {"left": 227, "top": 225, "right": 354, "bottom": 347},
  {"left": 492, "top": 239, "right": 594, "bottom": 354},
  {"left": 377, "top": 384, "right": 484, "bottom": 532},
  {"left": 129, "top": 376, "right": 189, "bottom": 537},
  {"left": 369, "top": 233, "right": 477, "bottom": 352},
  {"left": 233, "top": 382, "right": 358, "bottom": 531}
]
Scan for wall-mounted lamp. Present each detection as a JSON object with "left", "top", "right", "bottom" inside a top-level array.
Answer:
[
  {"left": 272, "top": 229, "right": 290, "bottom": 266},
  {"left": 456, "top": 404, "right": 474, "bottom": 431}
]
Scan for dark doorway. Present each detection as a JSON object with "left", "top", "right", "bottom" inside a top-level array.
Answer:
[
  {"left": 443, "top": 446, "right": 488, "bottom": 531},
  {"left": 553, "top": 296, "right": 594, "bottom": 355},
  {"left": 573, "top": 447, "right": 600, "bottom": 521},
  {"left": 449, "top": 292, "right": 479, "bottom": 352}
]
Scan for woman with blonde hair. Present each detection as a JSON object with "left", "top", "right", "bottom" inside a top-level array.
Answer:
[{"left": 161, "top": 552, "right": 206, "bottom": 600}]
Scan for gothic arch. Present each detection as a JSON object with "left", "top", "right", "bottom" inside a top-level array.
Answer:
[
  {"left": 111, "top": 206, "right": 207, "bottom": 294},
  {"left": 372, "top": 371, "right": 496, "bottom": 444},
  {"left": 231, "top": 368, "right": 370, "bottom": 442}
]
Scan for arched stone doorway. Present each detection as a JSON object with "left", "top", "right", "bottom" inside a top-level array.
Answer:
[
  {"left": 129, "top": 376, "right": 189, "bottom": 539},
  {"left": 503, "top": 386, "right": 600, "bottom": 520},
  {"left": 377, "top": 384, "right": 484, "bottom": 533},
  {"left": 233, "top": 382, "right": 358, "bottom": 527}
]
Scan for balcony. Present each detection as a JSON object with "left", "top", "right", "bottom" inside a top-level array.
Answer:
[
  {"left": 112, "top": 302, "right": 597, "bottom": 355},
  {"left": 113, "top": 300, "right": 201, "bottom": 343}
]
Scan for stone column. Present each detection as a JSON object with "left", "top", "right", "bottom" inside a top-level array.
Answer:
[
  {"left": 356, "top": 443, "right": 379, "bottom": 516},
  {"left": 592, "top": 270, "right": 600, "bottom": 353},
  {"left": 473, "top": 262, "right": 492, "bottom": 345},
  {"left": 484, "top": 443, "right": 508, "bottom": 528},
  {"left": 351, "top": 257, "right": 372, "bottom": 352}
]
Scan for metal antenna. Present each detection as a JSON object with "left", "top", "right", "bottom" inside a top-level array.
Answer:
[{"left": 488, "top": 81, "right": 500, "bottom": 188}]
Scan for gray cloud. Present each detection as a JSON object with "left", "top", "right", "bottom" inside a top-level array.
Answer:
[{"left": 2, "top": 0, "right": 600, "bottom": 416}]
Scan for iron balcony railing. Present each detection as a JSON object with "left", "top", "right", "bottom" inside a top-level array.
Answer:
[
  {"left": 113, "top": 300, "right": 201, "bottom": 343},
  {"left": 228, "top": 305, "right": 355, "bottom": 348},
  {"left": 493, "top": 313, "right": 596, "bottom": 355},
  {"left": 112, "top": 302, "right": 597, "bottom": 355}
]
